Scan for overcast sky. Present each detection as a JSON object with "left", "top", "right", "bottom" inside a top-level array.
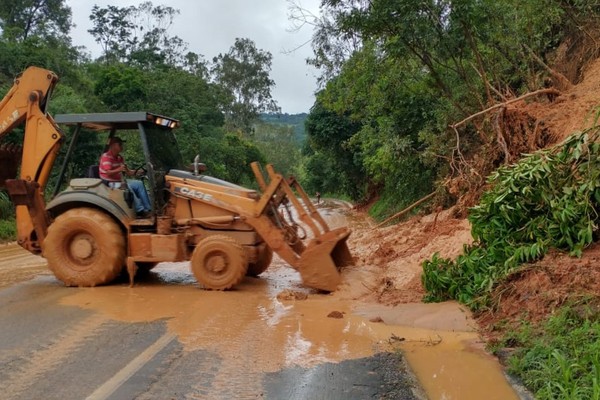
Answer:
[{"left": 65, "top": 0, "right": 321, "bottom": 114}]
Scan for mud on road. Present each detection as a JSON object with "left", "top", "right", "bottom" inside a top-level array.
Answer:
[
  {"left": 0, "top": 243, "right": 49, "bottom": 289},
  {"left": 0, "top": 203, "right": 521, "bottom": 399}
]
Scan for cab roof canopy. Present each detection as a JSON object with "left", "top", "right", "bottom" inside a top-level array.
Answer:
[{"left": 53, "top": 112, "right": 179, "bottom": 131}]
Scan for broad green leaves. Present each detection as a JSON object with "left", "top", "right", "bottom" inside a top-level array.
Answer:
[{"left": 423, "top": 130, "right": 600, "bottom": 309}]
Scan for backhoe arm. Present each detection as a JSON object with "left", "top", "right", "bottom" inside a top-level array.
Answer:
[{"left": 0, "top": 67, "right": 64, "bottom": 253}]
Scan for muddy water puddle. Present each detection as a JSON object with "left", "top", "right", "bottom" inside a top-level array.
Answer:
[{"left": 60, "top": 261, "right": 518, "bottom": 400}]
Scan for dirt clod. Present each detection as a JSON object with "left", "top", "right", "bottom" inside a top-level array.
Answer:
[
  {"left": 327, "top": 311, "right": 344, "bottom": 319},
  {"left": 369, "top": 316, "right": 384, "bottom": 323},
  {"left": 276, "top": 289, "right": 308, "bottom": 301}
]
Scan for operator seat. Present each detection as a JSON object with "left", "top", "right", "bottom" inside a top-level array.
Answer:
[{"left": 87, "top": 165, "right": 100, "bottom": 179}]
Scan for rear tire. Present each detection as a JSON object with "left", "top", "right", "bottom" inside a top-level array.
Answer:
[
  {"left": 191, "top": 235, "right": 247, "bottom": 290},
  {"left": 44, "top": 208, "right": 125, "bottom": 287},
  {"left": 247, "top": 245, "right": 272, "bottom": 277}
]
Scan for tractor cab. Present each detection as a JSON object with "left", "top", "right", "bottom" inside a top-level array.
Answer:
[{"left": 48, "top": 112, "right": 183, "bottom": 223}]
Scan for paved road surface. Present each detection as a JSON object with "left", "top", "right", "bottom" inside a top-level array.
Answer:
[{"left": 0, "top": 258, "right": 421, "bottom": 400}]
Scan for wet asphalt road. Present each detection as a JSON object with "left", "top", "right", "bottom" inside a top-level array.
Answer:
[{"left": 0, "top": 274, "right": 420, "bottom": 400}]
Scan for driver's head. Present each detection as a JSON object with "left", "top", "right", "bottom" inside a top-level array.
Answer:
[{"left": 108, "top": 137, "right": 125, "bottom": 154}]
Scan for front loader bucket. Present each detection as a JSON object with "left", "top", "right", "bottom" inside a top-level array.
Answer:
[{"left": 297, "top": 227, "right": 352, "bottom": 292}]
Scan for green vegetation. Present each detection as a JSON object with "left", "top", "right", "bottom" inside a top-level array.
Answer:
[
  {"left": 260, "top": 113, "right": 307, "bottom": 143},
  {"left": 501, "top": 306, "right": 600, "bottom": 400},
  {"left": 0, "top": 192, "right": 13, "bottom": 219},
  {"left": 0, "top": 192, "right": 15, "bottom": 242},
  {"left": 298, "top": 0, "right": 597, "bottom": 219},
  {"left": 0, "top": 218, "right": 16, "bottom": 241},
  {"left": 423, "top": 129, "right": 600, "bottom": 309}
]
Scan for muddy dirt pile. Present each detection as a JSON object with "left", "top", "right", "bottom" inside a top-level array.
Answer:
[
  {"left": 337, "top": 208, "right": 472, "bottom": 305},
  {"left": 478, "top": 244, "right": 600, "bottom": 339},
  {"left": 523, "top": 57, "right": 600, "bottom": 142}
]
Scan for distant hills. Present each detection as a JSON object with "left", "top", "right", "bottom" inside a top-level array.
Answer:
[{"left": 259, "top": 113, "right": 308, "bottom": 143}]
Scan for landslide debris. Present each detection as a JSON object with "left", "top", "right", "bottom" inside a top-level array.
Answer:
[
  {"left": 339, "top": 52, "right": 600, "bottom": 333},
  {"left": 337, "top": 208, "right": 472, "bottom": 306},
  {"left": 478, "top": 244, "right": 600, "bottom": 340}
]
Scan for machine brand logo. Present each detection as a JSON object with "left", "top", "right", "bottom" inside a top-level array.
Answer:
[
  {"left": 0, "top": 110, "right": 19, "bottom": 131},
  {"left": 176, "top": 186, "right": 213, "bottom": 202}
]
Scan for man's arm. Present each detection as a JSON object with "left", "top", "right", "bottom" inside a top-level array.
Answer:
[
  {"left": 107, "top": 165, "right": 126, "bottom": 174},
  {"left": 123, "top": 165, "right": 141, "bottom": 177},
  {"left": 99, "top": 153, "right": 126, "bottom": 178}
]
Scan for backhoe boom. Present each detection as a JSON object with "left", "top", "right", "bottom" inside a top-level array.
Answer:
[{"left": 0, "top": 67, "right": 64, "bottom": 253}]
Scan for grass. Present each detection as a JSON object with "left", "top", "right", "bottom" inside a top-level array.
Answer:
[
  {"left": 501, "top": 305, "right": 600, "bottom": 400},
  {"left": 0, "top": 191, "right": 13, "bottom": 219},
  {"left": 0, "top": 191, "right": 16, "bottom": 242},
  {"left": 0, "top": 218, "right": 16, "bottom": 242}
]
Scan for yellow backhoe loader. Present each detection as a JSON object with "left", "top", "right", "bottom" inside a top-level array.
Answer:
[{"left": 0, "top": 66, "right": 353, "bottom": 291}]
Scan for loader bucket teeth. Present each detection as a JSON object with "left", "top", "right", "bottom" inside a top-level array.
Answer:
[{"left": 297, "top": 227, "right": 352, "bottom": 292}]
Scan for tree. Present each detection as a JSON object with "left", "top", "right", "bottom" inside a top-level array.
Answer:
[
  {"left": 93, "top": 65, "right": 147, "bottom": 111},
  {"left": 297, "top": 0, "right": 596, "bottom": 217},
  {"left": 288, "top": 0, "right": 364, "bottom": 85},
  {"left": 88, "top": 4, "right": 135, "bottom": 63},
  {"left": 253, "top": 121, "right": 302, "bottom": 177},
  {"left": 211, "top": 38, "right": 280, "bottom": 135},
  {"left": 302, "top": 99, "right": 366, "bottom": 200},
  {"left": 88, "top": 1, "right": 189, "bottom": 68},
  {"left": 0, "top": 0, "right": 72, "bottom": 42}
]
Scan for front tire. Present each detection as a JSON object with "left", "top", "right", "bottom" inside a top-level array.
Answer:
[
  {"left": 191, "top": 235, "right": 247, "bottom": 290},
  {"left": 44, "top": 208, "right": 125, "bottom": 287},
  {"left": 247, "top": 244, "right": 273, "bottom": 277}
]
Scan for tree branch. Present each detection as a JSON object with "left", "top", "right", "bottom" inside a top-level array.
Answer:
[
  {"left": 373, "top": 192, "right": 436, "bottom": 229},
  {"left": 451, "top": 88, "right": 561, "bottom": 129}
]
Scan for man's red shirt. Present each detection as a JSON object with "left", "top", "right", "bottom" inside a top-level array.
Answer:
[{"left": 99, "top": 151, "right": 124, "bottom": 182}]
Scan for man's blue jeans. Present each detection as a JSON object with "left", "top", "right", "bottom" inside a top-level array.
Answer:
[
  {"left": 107, "top": 180, "right": 151, "bottom": 213},
  {"left": 127, "top": 180, "right": 151, "bottom": 213}
]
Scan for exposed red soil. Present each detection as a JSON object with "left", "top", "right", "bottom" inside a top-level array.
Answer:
[
  {"left": 522, "top": 57, "right": 600, "bottom": 143},
  {"left": 477, "top": 245, "right": 600, "bottom": 339}
]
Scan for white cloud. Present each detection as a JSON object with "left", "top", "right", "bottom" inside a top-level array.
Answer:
[{"left": 66, "top": 0, "right": 321, "bottom": 113}]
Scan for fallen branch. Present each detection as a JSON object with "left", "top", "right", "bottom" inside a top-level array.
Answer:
[
  {"left": 373, "top": 192, "right": 436, "bottom": 229},
  {"left": 451, "top": 88, "right": 561, "bottom": 129}
]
